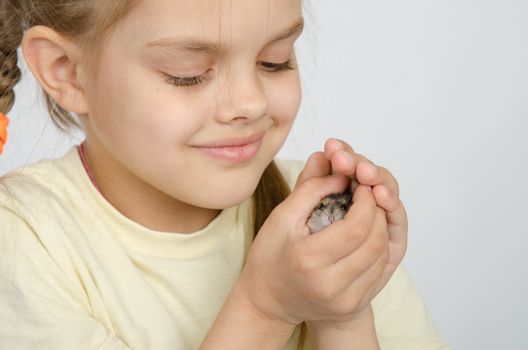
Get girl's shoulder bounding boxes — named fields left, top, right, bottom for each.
left=0, top=147, right=81, bottom=221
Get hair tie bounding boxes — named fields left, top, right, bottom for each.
left=0, top=112, right=9, bottom=155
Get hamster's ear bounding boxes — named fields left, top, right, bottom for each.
left=21, top=25, right=89, bottom=114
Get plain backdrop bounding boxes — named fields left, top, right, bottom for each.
left=1, top=0, right=527, bottom=349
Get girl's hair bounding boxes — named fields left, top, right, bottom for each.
left=0, top=0, right=308, bottom=347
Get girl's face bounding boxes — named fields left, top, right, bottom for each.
left=81, top=0, right=303, bottom=219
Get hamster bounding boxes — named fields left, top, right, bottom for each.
left=307, top=176, right=359, bottom=234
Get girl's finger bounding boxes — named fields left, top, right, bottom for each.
left=323, top=138, right=400, bottom=198
left=294, top=151, right=332, bottom=190
left=341, top=239, right=389, bottom=311
left=372, top=186, right=408, bottom=248
left=371, top=185, right=399, bottom=212
left=324, top=138, right=356, bottom=161
left=329, top=206, right=388, bottom=295
left=355, top=162, right=400, bottom=198
left=324, top=138, right=360, bottom=177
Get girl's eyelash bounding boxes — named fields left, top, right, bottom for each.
left=258, top=59, right=295, bottom=72
left=163, top=60, right=295, bottom=87
left=163, top=73, right=208, bottom=87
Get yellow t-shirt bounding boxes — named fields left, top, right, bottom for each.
left=0, top=147, right=449, bottom=350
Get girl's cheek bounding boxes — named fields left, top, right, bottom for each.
left=267, top=78, right=302, bottom=122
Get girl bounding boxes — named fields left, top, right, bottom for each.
left=0, top=0, right=448, bottom=349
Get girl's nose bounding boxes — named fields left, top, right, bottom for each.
left=216, top=69, right=268, bottom=123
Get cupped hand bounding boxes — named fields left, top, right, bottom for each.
left=236, top=137, right=408, bottom=327
left=295, top=138, right=408, bottom=325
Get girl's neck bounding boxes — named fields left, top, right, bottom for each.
left=77, top=141, right=221, bottom=233
left=78, top=142, right=102, bottom=193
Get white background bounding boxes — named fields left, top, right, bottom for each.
left=1, top=1, right=527, bottom=349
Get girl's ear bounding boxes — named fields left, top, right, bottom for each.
left=21, top=25, right=89, bottom=114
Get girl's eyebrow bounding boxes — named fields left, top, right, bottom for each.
left=142, top=17, right=304, bottom=54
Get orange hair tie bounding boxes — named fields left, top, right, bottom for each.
left=0, top=112, right=9, bottom=155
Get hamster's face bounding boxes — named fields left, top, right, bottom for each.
left=307, top=191, right=352, bottom=234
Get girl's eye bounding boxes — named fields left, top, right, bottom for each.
left=165, top=75, right=203, bottom=87
left=163, top=70, right=211, bottom=87
left=163, top=59, right=294, bottom=88
left=259, top=59, right=295, bottom=73
left=163, top=74, right=205, bottom=87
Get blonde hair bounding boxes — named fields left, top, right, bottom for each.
left=0, top=0, right=307, bottom=347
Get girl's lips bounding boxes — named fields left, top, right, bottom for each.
left=194, top=131, right=265, bottom=147
left=194, top=136, right=263, bottom=163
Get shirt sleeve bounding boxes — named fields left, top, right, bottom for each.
left=0, top=206, right=133, bottom=350
left=371, top=264, right=451, bottom=350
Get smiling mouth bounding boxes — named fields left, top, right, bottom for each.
left=193, top=131, right=266, bottom=148
left=193, top=136, right=264, bottom=163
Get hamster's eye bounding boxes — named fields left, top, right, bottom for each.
left=317, top=203, right=326, bottom=210
left=341, top=204, right=348, bottom=211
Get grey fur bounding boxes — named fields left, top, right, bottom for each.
left=307, top=177, right=359, bottom=234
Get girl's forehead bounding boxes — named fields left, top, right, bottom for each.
left=124, top=0, right=303, bottom=51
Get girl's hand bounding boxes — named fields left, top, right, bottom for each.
left=299, top=138, right=408, bottom=328
left=237, top=159, right=391, bottom=326
left=322, top=138, right=408, bottom=293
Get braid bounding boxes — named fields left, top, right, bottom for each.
left=0, top=0, right=23, bottom=114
